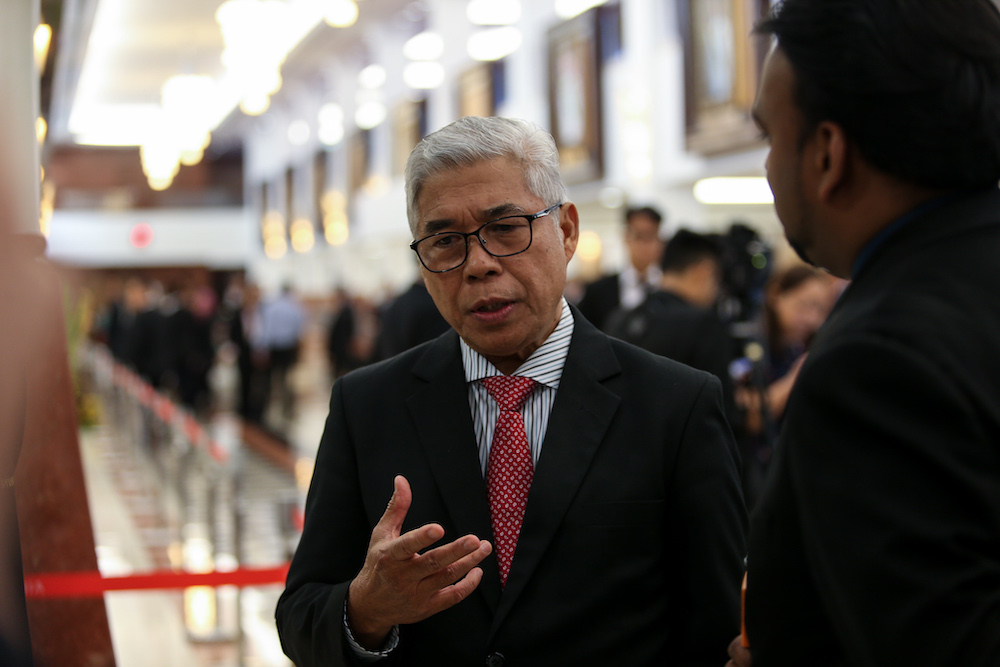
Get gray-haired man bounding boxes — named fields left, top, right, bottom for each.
left=277, top=116, right=746, bottom=666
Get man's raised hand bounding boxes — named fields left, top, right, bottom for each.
left=346, top=475, right=492, bottom=649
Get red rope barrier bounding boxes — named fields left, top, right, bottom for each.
left=97, top=349, right=228, bottom=464
left=24, top=564, right=290, bottom=599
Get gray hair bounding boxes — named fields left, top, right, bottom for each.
left=404, top=116, right=568, bottom=236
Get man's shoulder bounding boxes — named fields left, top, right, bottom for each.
left=578, top=273, right=620, bottom=302
left=338, top=331, right=455, bottom=388
left=589, top=273, right=620, bottom=286
left=647, top=291, right=716, bottom=325
left=600, top=329, right=715, bottom=386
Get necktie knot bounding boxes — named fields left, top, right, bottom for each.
left=481, top=375, right=537, bottom=412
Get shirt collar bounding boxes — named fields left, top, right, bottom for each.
left=461, top=298, right=574, bottom=389
left=621, top=263, right=662, bottom=289
left=850, top=188, right=981, bottom=278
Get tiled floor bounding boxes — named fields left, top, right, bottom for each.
left=77, top=348, right=331, bottom=667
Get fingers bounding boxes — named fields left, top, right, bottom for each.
left=389, top=522, right=446, bottom=561
left=432, top=565, right=484, bottom=608
left=419, top=535, right=492, bottom=579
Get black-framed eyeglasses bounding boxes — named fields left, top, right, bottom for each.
left=410, top=203, right=563, bottom=273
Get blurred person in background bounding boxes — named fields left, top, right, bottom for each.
left=174, top=281, right=217, bottom=414
left=126, top=280, right=177, bottom=391
left=577, top=205, right=664, bottom=331
left=327, top=287, right=357, bottom=378
left=606, top=229, right=736, bottom=424
left=101, top=276, right=146, bottom=362
left=729, top=0, right=1000, bottom=664
left=375, top=275, right=449, bottom=361
left=230, top=282, right=269, bottom=425
left=260, top=284, right=305, bottom=427
left=733, top=263, right=834, bottom=508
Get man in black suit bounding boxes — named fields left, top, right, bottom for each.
left=606, top=229, right=733, bottom=413
left=577, top=205, right=664, bottom=331
left=728, top=1, right=1000, bottom=665
left=375, top=277, right=449, bottom=361
left=277, top=116, right=746, bottom=666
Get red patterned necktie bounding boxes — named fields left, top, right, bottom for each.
left=481, top=375, right=538, bottom=588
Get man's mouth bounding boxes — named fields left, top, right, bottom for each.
left=475, top=301, right=512, bottom=313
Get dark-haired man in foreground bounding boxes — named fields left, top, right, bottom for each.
left=729, top=1, right=1000, bottom=665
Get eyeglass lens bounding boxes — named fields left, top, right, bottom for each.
left=417, top=218, right=532, bottom=272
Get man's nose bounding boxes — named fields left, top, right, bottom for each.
left=463, top=234, right=501, bottom=278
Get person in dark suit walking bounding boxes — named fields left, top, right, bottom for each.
left=577, top=205, right=664, bottom=331
left=728, top=1, right=1000, bottom=665
left=277, top=116, right=746, bottom=666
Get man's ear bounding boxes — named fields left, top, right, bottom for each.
left=812, top=120, right=848, bottom=203
left=559, top=203, right=580, bottom=260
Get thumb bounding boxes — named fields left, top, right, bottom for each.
left=376, top=475, right=412, bottom=538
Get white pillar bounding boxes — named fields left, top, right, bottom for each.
left=0, top=0, right=41, bottom=236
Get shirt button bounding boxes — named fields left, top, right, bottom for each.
left=486, top=652, right=505, bottom=667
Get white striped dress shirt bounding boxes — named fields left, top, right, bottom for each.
left=461, top=299, right=574, bottom=474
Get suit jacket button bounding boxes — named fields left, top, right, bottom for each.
left=486, top=652, right=505, bottom=666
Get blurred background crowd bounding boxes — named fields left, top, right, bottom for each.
left=80, top=208, right=844, bottom=510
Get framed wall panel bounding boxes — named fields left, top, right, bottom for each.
left=393, top=98, right=427, bottom=176
left=679, top=0, right=770, bottom=155
left=458, top=63, right=495, bottom=118
left=548, top=9, right=604, bottom=184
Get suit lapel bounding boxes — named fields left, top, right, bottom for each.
left=489, top=314, right=622, bottom=637
left=406, top=331, right=502, bottom=611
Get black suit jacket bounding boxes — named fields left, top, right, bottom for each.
left=277, top=311, right=747, bottom=666
left=605, top=290, right=736, bottom=424
left=577, top=273, right=621, bottom=331
left=376, top=281, right=450, bottom=361
left=746, top=186, right=1000, bottom=666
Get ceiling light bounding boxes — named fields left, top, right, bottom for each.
left=70, top=104, right=163, bottom=146
left=403, top=61, right=445, bottom=89
left=404, top=31, right=445, bottom=61
left=693, top=177, right=774, bottom=205
left=33, top=24, right=52, bottom=71
left=148, top=177, right=174, bottom=192
left=180, top=147, right=206, bottom=167
left=467, top=0, right=521, bottom=25
left=264, top=236, right=288, bottom=259
left=467, top=27, right=522, bottom=61
left=358, top=64, right=387, bottom=89
left=324, top=0, right=359, bottom=27
left=36, top=117, right=47, bottom=144
left=162, top=75, right=218, bottom=112
left=325, top=219, right=349, bottom=246
left=555, top=0, right=607, bottom=19
left=319, top=103, right=344, bottom=124
left=318, top=123, right=345, bottom=146
left=355, top=101, right=387, bottom=129
left=240, top=93, right=271, bottom=116
left=290, top=219, right=316, bottom=253
left=319, top=104, right=345, bottom=145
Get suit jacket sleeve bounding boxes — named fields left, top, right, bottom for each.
left=786, top=335, right=1000, bottom=665
left=685, top=315, right=737, bottom=427
left=275, top=377, right=380, bottom=667
left=666, top=372, right=748, bottom=667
